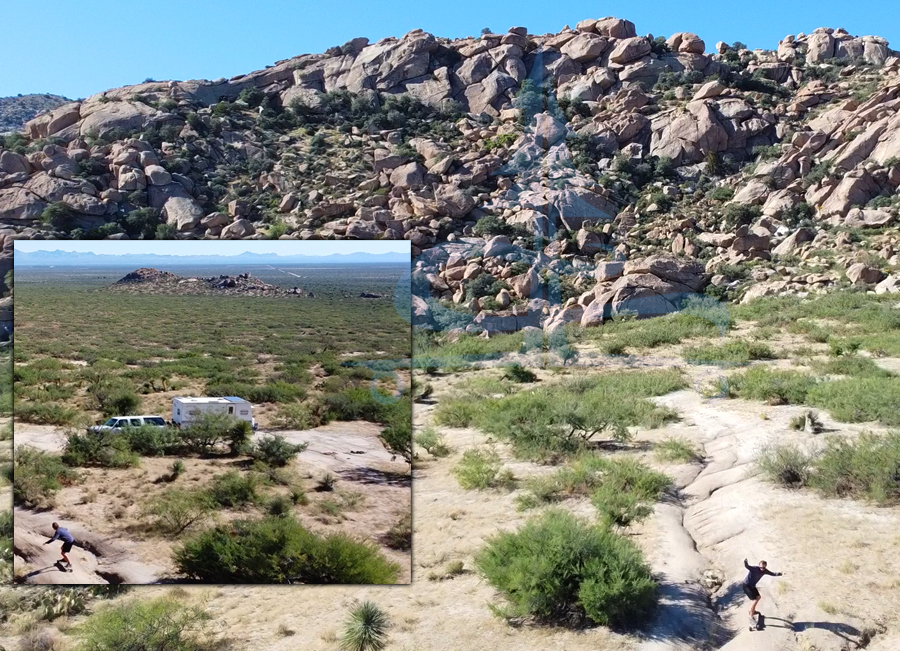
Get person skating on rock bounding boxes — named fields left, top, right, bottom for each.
left=743, top=558, right=783, bottom=619
left=44, top=522, right=76, bottom=570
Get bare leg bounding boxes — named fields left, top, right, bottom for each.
left=61, top=551, right=70, bottom=565
left=749, top=596, right=761, bottom=618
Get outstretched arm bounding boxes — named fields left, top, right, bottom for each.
left=44, top=531, right=60, bottom=545
left=744, top=558, right=751, bottom=570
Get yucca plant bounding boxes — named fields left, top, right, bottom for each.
left=340, top=601, right=390, bottom=651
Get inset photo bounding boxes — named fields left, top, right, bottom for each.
left=12, top=240, right=411, bottom=585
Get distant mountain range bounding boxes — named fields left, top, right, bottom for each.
left=14, top=249, right=410, bottom=267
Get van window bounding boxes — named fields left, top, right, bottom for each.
left=129, top=418, right=142, bottom=427
left=103, top=418, right=118, bottom=427
left=146, top=417, right=166, bottom=426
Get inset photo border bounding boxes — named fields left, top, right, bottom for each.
left=10, top=240, right=411, bottom=585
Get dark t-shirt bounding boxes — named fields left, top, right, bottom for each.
left=743, top=561, right=776, bottom=587
left=50, top=527, right=75, bottom=544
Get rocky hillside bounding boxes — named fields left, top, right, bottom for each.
left=1, top=19, right=899, bottom=329
left=0, top=94, right=69, bottom=134
left=110, top=267, right=307, bottom=296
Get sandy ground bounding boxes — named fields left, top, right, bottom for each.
left=12, top=420, right=411, bottom=585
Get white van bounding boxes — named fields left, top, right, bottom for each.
left=171, top=396, right=256, bottom=429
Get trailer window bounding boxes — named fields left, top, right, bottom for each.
left=228, top=406, right=234, bottom=414
left=240, top=410, right=249, bottom=415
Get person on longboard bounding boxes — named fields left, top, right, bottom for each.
left=743, top=558, right=782, bottom=623
left=44, top=522, right=75, bottom=571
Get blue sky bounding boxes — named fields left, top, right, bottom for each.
left=13, top=241, right=410, bottom=255
left=2, top=0, right=898, bottom=99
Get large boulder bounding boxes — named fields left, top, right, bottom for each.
left=78, top=101, right=165, bottom=138
left=806, top=32, right=836, bottom=64
left=162, top=196, right=203, bottom=231
left=608, top=37, right=651, bottom=64
left=649, top=100, right=728, bottom=165
left=433, top=184, right=475, bottom=218
left=561, top=33, right=609, bottom=62
left=667, top=32, right=706, bottom=54
left=818, top=168, right=881, bottom=217
left=594, top=17, right=637, bottom=39
left=549, top=188, right=617, bottom=230
left=623, top=255, right=709, bottom=292
left=846, top=263, right=886, bottom=285
left=772, top=228, right=816, bottom=256
left=0, top=187, right=46, bottom=222
left=389, top=162, right=425, bottom=189
left=220, top=219, right=256, bottom=239
left=24, top=102, right=82, bottom=139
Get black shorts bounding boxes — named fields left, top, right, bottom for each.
left=61, top=541, right=74, bottom=554
left=742, top=584, right=760, bottom=600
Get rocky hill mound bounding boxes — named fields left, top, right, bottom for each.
left=0, top=94, right=70, bottom=134
left=110, top=268, right=307, bottom=297
left=1, top=18, right=899, bottom=327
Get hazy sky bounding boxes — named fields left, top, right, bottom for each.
left=13, top=241, right=410, bottom=256
left=2, top=0, right=898, bottom=98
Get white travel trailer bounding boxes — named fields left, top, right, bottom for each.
left=171, top=396, right=257, bottom=429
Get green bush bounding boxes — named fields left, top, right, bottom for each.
left=121, top=425, right=181, bottom=456
left=756, top=443, right=814, bottom=487
left=340, top=601, right=390, bottom=651
left=13, top=447, right=80, bottom=508
left=727, top=367, right=817, bottom=405
left=62, top=431, right=140, bottom=468
left=14, top=401, right=81, bottom=426
left=141, top=488, right=213, bottom=535
left=175, top=516, right=400, bottom=584
left=383, top=513, right=411, bottom=551
left=683, top=341, right=775, bottom=365
left=475, top=509, right=657, bottom=628
left=74, top=596, right=215, bottom=651
left=251, top=435, right=308, bottom=467
left=178, top=412, right=242, bottom=454
left=414, top=427, right=451, bottom=458
left=654, top=437, right=701, bottom=463
left=807, top=377, right=900, bottom=427
left=810, top=432, right=900, bottom=504
left=471, top=371, right=684, bottom=460
left=207, top=471, right=258, bottom=507
left=452, top=447, right=514, bottom=490
left=503, top=364, right=538, bottom=383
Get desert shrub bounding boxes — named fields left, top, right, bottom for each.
left=74, top=596, right=215, bottom=651
left=267, top=495, right=294, bottom=517
left=175, top=516, right=400, bottom=584
left=810, top=432, right=900, bottom=504
left=807, top=377, right=900, bottom=427
left=756, top=443, right=814, bottom=487
left=89, top=381, right=141, bottom=417
left=178, top=412, right=241, bottom=453
left=414, top=427, right=451, bottom=457
left=473, top=371, right=684, bottom=460
left=433, top=398, right=484, bottom=427
left=340, top=600, right=390, bottom=651
left=226, top=419, right=253, bottom=455
left=654, top=437, right=701, bottom=463
left=727, top=367, right=817, bottom=405
left=503, top=364, right=538, bottom=383
left=378, top=396, right=412, bottom=464
left=171, top=459, right=186, bottom=478
left=683, top=341, right=775, bottom=365
left=250, top=435, right=308, bottom=467
left=207, top=471, right=258, bottom=507
left=814, top=356, right=893, bottom=379
left=62, top=431, right=140, bottom=468
left=141, top=488, right=214, bottom=535
left=13, top=447, right=80, bottom=508
left=206, top=381, right=306, bottom=403
left=121, top=425, right=181, bottom=457
left=272, top=402, right=326, bottom=429
left=17, top=628, right=65, bottom=651
left=14, top=401, right=81, bottom=426
left=316, top=473, right=337, bottom=491
left=383, top=513, right=411, bottom=551
left=475, top=509, right=657, bottom=628
left=451, top=447, right=514, bottom=490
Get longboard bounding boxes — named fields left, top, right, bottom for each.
left=749, top=614, right=766, bottom=631
left=55, top=561, right=73, bottom=573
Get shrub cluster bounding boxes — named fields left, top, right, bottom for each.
left=175, top=515, right=400, bottom=583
